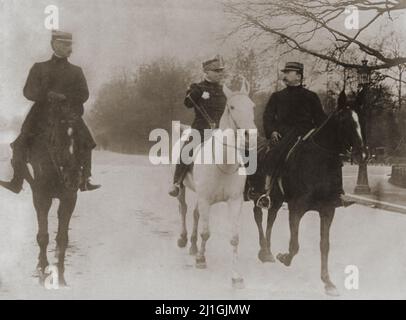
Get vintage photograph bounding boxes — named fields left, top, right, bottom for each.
left=0, top=0, right=406, bottom=300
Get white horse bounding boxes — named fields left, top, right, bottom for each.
left=176, top=80, right=257, bottom=288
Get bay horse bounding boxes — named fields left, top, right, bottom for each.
left=253, top=91, right=366, bottom=296
left=176, top=80, right=257, bottom=288
left=22, top=103, right=84, bottom=287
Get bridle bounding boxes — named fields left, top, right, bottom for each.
left=308, top=111, right=340, bottom=156
left=47, top=113, right=80, bottom=189
left=309, top=108, right=363, bottom=157
left=214, top=97, right=255, bottom=175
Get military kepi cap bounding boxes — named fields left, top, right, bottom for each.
left=281, top=62, right=304, bottom=73
left=203, top=54, right=225, bottom=71
left=51, top=30, right=73, bottom=42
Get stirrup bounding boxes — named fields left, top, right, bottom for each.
left=256, top=194, right=271, bottom=210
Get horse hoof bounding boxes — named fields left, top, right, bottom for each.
left=38, top=271, right=47, bottom=286
left=232, top=278, right=245, bottom=289
left=177, top=236, right=187, bottom=248
left=59, top=278, right=68, bottom=288
left=196, top=257, right=207, bottom=269
left=325, top=285, right=340, bottom=297
left=196, top=262, right=207, bottom=269
left=189, top=245, right=198, bottom=256
left=258, top=250, right=275, bottom=263
left=277, top=253, right=291, bottom=266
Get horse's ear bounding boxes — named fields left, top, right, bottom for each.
left=223, top=84, right=233, bottom=99
left=337, top=89, right=347, bottom=110
left=240, top=78, right=250, bottom=95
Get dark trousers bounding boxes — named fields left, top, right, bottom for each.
left=247, top=130, right=299, bottom=194
left=9, top=134, right=28, bottom=185
left=173, top=129, right=205, bottom=185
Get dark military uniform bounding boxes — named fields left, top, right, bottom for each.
left=263, top=85, right=326, bottom=140
left=249, top=84, right=327, bottom=198
left=168, top=54, right=227, bottom=196
left=21, top=55, right=91, bottom=138
left=10, top=55, right=96, bottom=188
left=21, top=55, right=94, bottom=142
left=185, top=80, right=227, bottom=131
left=264, top=84, right=326, bottom=177
left=172, top=79, right=227, bottom=185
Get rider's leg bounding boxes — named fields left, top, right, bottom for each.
left=168, top=162, right=190, bottom=197
left=79, top=149, right=101, bottom=192
left=0, top=134, right=27, bottom=194
left=247, top=171, right=266, bottom=198
left=246, top=139, right=270, bottom=200
left=169, top=129, right=204, bottom=197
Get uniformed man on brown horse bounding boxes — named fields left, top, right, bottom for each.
left=0, top=30, right=100, bottom=193
left=249, top=62, right=351, bottom=208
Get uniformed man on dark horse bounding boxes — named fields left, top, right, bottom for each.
left=249, top=62, right=351, bottom=208
left=169, top=55, right=227, bottom=197
left=0, top=30, right=100, bottom=193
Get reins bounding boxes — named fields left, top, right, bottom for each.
left=306, top=111, right=340, bottom=156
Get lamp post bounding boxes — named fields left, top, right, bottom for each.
left=354, top=59, right=371, bottom=194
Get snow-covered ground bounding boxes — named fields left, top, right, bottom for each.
left=1, top=150, right=406, bottom=299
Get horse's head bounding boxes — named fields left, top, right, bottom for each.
left=333, top=90, right=367, bottom=162
left=221, top=78, right=257, bottom=149
left=48, top=104, right=82, bottom=191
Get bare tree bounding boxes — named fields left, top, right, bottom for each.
left=377, top=31, right=406, bottom=110
left=223, top=0, right=406, bottom=71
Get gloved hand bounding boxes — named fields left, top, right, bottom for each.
left=270, top=131, right=282, bottom=144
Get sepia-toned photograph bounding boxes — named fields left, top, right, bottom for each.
left=0, top=0, right=406, bottom=301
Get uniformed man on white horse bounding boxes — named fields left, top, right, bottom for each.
left=169, top=55, right=227, bottom=197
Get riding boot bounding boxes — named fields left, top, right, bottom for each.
left=168, top=162, right=190, bottom=197
left=0, top=136, right=27, bottom=194
left=79, top=150, right=101, bottom=192
left=246, top=172, right=266, bottom=200
left=256, top=176, right=272, bottom=209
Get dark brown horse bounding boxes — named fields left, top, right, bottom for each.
left=23, top=103, right=84, bottom=287
left=253, top=91, right=366, bottom=296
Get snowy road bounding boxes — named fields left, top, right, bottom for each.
left=1, top=150, right=406, bottom=299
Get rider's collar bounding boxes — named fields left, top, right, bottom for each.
left=286, top=84, right=302, bottom=89
left=204, top=76, right=220, bottom=85
left=51, top=54, right=68, bottom=63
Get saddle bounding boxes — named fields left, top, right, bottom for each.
left=253, top=129, right=315, bottom=208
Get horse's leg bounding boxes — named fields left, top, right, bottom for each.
left=189, top=204, right=199, bottom=255
left=55, top=193, right=77, bottom=287
left=195, top=198, right=210, bottom=269
left=177, top=187, right=188, bottom=248
left=33, top=192, right=52, bottom=284
left=277, top=209, right=305, bottom=267
left=253, top=206, right=267, bottom=261
left=262, top=202, right=282, bottom=263
left=228, top=197, right=244, bottom=289
left=319, top=207, right=339, bottom=296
